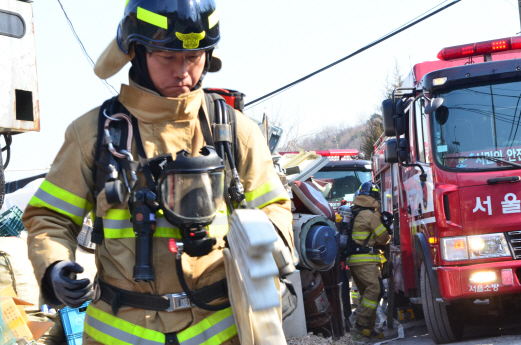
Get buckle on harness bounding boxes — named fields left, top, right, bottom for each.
left=165, top=293, right=193, bottom=312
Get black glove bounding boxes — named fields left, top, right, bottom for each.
left=50, top=260, right=94, bottom=308
left=380, top=211, right=394, bottom=232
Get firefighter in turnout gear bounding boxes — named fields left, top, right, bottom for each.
left=23, top=1, right=293, bottom=344
left=347, top=181, right=391, bottom=338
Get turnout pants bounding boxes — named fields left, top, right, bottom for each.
left=350, top=263, right=384, bottom=330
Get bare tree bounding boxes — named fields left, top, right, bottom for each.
left=245, top=100, right=326, bottom=152
left=359, top=58, right=404, bottom=158
left=382, top=58, right=405, bottom=100
left=360, top=114, right=383, bottom=158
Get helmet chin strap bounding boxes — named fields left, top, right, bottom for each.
left=130, top=44, right=162, bottom=95
left=192, top=48, right=214, bottom=91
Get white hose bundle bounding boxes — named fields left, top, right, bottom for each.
left=224, top=209, right=291, bottom=344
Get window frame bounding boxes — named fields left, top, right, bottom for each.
left=0, top=9, right=26, bottom=39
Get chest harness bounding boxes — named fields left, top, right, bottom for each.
left=91, top=92, right=244, bottom=316
left=341, top=207, right=384, bottom=259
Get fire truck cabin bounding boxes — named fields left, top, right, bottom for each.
left=374, top=36, right=521, bottom=343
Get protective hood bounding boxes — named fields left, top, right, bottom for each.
left=353, top=195, right=379, bottom=209
left=94, top=37, right=221, bottom=80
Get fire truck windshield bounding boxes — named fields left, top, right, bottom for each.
left=312, top=170, right=372, bottom=209
left=433, top=78, right=521, bottom=170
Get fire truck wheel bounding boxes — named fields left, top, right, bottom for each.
left=420, top=262, right=463, bottom=344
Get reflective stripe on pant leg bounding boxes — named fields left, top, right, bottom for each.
left=85, top=305, right=237, bottom=345
left=28, top=180, right=93, bottom=225
left=361, top=297, right=378, bottom=310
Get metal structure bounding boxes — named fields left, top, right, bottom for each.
left=0, top=0, right=40, bottom=208
left=0, top=0, right=40, bottom=133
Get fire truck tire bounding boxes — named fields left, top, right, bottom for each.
left=420, top=262, right=463, bottom=344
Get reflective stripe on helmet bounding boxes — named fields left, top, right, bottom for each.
left=84, top=305, right=237, bottom=345
left=245, top=175, right=290, bottom=209
left=103, top=209, right=228, bottom=239
left=136, top=7, right=168, bottom=30
left=208, top=8, right=219, bottom=29
left=28, top=180, right=92, bottom=225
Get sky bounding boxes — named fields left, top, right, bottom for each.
left=3, top=0, right=521, bottom=181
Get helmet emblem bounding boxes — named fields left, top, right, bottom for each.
left=175, top=31, right=206, bottom=49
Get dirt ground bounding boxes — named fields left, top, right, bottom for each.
left=288, top=319, right=521, bottom=345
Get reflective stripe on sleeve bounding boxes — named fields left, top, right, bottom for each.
left=28, top=180, right=92, bottom=225
left=352, top=231, right=371, bottom=240
left=361, top=297, right=378, bottom=310
left=85, top=305, right=237, bottom=345
left=245, top=176, right=289, bottom=209
left=374, top=224, right=386, bottom=237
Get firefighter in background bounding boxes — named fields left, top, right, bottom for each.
left=347, top=181, right=392, bottom=338
left=23, top=1, right=293, bottom=344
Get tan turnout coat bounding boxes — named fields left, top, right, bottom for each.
left=23, top=80, right=293, bottom=341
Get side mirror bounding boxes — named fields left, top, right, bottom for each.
left=435, top=105, right=449, bottom=125
left=385, top=138, right=409, bottom=164
left=382, top=99, right=405, bottom=137
left=425, top=97, right=444, bottom=115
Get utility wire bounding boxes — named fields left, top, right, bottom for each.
left=244, top=0, right=462, bottom=110
left=56, top=0, right=119, bottom=95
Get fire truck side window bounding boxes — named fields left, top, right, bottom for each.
left=415, top=100, right=431, bottom=163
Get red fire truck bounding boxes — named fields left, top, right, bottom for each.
left=373, top=36, right=521, bottom=343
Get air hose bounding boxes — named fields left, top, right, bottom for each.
left=175, top=255, right=230, bottom=311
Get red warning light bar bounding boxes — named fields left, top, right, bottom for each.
left=278, top=149, right=359, bottom=157
left=438, top=36, right=521, bottom=61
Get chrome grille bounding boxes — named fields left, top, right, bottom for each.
left=506, top=231, right=521, bottom=259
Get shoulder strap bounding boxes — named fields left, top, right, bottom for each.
left=204, top=93, right=238, bottom=169
left=94, top=97, right=128, bottom=198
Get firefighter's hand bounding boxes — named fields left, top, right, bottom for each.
left=380, top=211, right=394, bottom=228
left=50, top=261, right=94, bottom=308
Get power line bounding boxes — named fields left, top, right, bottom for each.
left=503, top=0, right=516, bottom=8
left=244, top=0, right=462, bottom=110
left=56, top=0, right=118, bottom=95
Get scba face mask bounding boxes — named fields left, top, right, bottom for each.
left=158, top=146, right=225, bottom=229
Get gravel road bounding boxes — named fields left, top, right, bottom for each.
left=288, top=317, right=521, bottom=345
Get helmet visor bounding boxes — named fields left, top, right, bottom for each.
left=159, top=171, right=224, bottom=226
